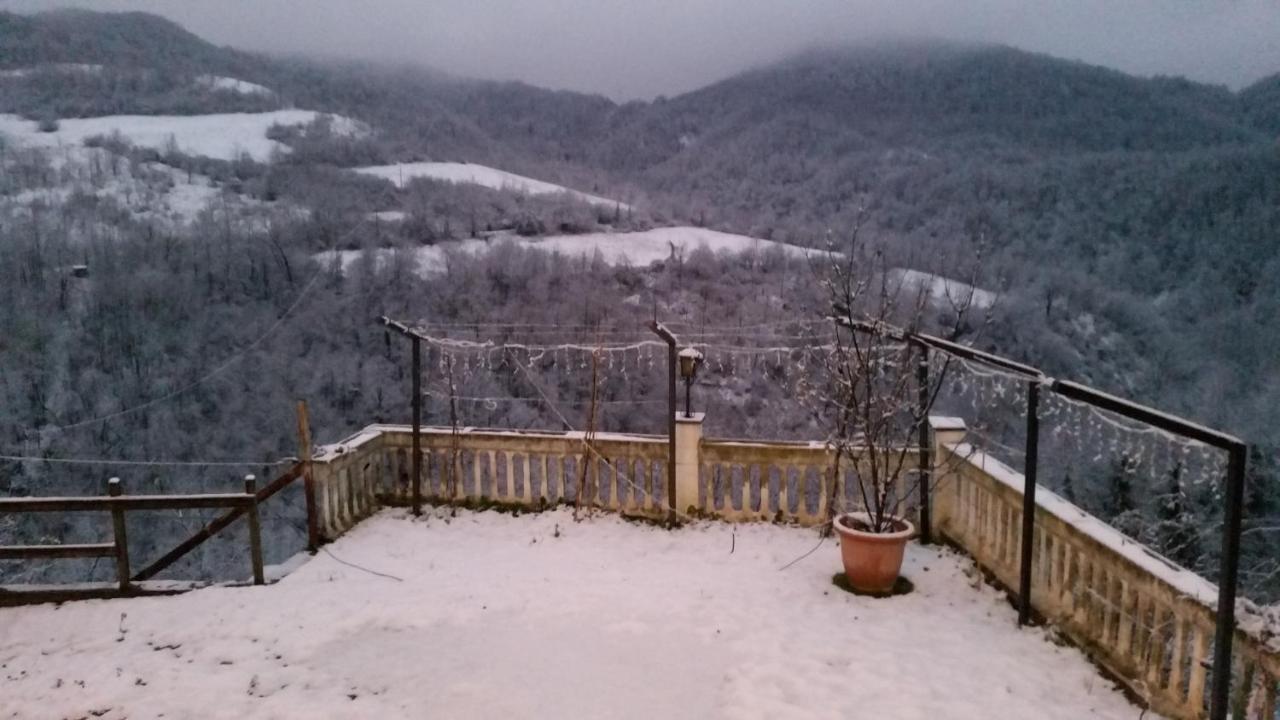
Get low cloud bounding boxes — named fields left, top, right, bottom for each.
left=6, top=0, right=1279, bottom=98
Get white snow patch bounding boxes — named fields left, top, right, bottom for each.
left=0, top=110, right=364, bottom=162
left=317, top=226, right=810, bottom=275
left=0, top=63, right=103, bottom=78
left=0, top=142, right=302, bottom=228
left=0, top=507, right=1152, bottom=719
left=368, top=210, right=407, bottom=223
left=353, top=161, right=628, bottom=209
left=196, top=75, right=273, bottom=96
left=892, top=268, right=997, bottom=309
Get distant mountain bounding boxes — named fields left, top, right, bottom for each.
left=0, top=10, right=252, bottom=74
left=586, top=42, right=1261, bottom=173
left=1241, top=73, right=1280, bottom=136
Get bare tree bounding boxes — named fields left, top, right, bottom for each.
left=804, top=219, right=982, bottom=534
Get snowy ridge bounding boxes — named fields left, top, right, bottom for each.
left=317, top=226, right=810, bottom=275
left=0, top=110, right=364, bottom=162
left=196, top=75, right=273, bottom=96
left=353, top=161, right=629, bottom=209
left=0, top=63, right=104, bottom=78
left=892, top=268, right=997, bottom=309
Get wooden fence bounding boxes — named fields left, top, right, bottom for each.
left=0, top=463, right=305, bottom=605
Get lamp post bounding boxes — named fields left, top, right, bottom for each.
left=678, top=347, right=704, bottom=418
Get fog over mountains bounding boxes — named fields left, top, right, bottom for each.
left=1, top=10, right=1277, bottom=597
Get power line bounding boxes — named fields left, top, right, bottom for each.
left=0, top=453, right=293, bottom=468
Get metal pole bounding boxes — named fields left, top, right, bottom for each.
left=1208, top=443, right=1248, bottom=720
left=1018, top=381, right=1040, bottom=627
left=916, top=345, right=931, bottom=545
left=411, top=335, right=422, bottom=517
left=649, top=321, right=678, bottom=522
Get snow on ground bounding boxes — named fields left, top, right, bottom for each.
left=0, top=110, right=363, bottom=162
left=353, top=161, right=628, bottom=209
left=892, top=268, right=998, bottom=309
left=319, top=226, right=809, bottom=274
left=0, top=142, right=299, bottom=227
left=196, top=75, right=273, bottom=96
left=318, top=228, right=993, bottom=314
left=0, top=508, right=1152, bottom=720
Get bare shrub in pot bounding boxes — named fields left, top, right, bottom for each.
left=800, top=222, right=984, bottom=591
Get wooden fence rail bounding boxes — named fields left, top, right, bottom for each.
left=0, top=475, right=271, bottom=601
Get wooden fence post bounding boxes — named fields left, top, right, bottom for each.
left=107, top=477, right=130, bottom=591
left=297, top=401, right=318, bottom=551
left=245, top=475, right=265, bottom=585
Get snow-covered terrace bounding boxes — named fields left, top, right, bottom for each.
left=4, top=421, right=1278, bottom=720
left=3, top=507, right=1145, bottom=720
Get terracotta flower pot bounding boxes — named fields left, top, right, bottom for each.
left=833, top=512, right=914, bottom=594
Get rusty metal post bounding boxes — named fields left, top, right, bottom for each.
left=916, top=344, right=931, bottom=544
left=1209, top=442, right=1248, bottom=720
left=1018, top=381, right=1040, bottom=626
left=411, top=335, right=423, bottom=516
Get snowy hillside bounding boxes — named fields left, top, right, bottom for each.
left=353, top=161, right=628, bottom=209
left=195, top=75, right=273, bottom=96
left=319, top=226, right=806, bottom=273
left=0, top=110, right=363, bottom=162
left=318, top=227, right=995, bottom=311
left=892, top=269, right=997, bottom=309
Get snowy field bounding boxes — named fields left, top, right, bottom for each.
left=892, top=268, right=998, bottom=309
left=319, top=226, right=808, bottom=273
left=196, top=74, right=273, bottom=96
left=353, top=161, right=628, bottom=209
left=0, top=142, right=300, bottom=228
left=0, top=110, right=363, bottom=162
left=317, top=227, right=996, bottom=309
left=0, top=508, right=1152, bottom=720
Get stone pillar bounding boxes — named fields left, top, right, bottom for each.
left=928, top=416, right=967, bottom=534
left=674, top=413, right=704, bottom=516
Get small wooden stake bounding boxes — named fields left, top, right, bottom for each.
left=107, top=478, right=130, bottom=591
left=296, top=400, right=318, bottom=551
left=245, top=475, right=265, bottom=585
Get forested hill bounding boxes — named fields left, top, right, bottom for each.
left=1241, top=72, right=1280, bottom=135
left=0, top=10, right=257, bottom=75
left=2, top=9, right=1278, bottom=429
left=589, top=43, right=1265, bottom=170
left=2, top=10, right=1279, bottom=597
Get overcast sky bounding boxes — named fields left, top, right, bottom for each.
left=6, top=0, right=1280, bottom=99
